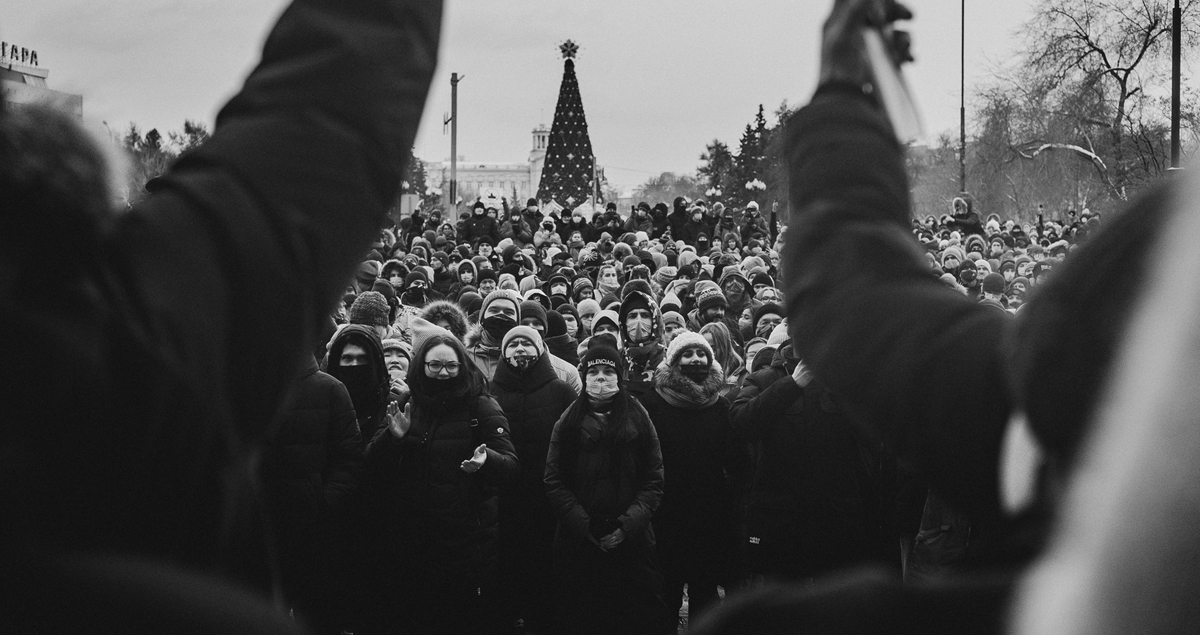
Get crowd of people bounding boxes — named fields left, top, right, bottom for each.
left=7, top=0, right=1193, bottom=634
left=261, top=188, right=1095, bottom=634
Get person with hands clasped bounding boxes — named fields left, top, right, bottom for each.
left=544, top=336, right=667, bottom=635
left=363, top=321, right=518, bottom=635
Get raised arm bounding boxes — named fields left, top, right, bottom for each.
left=105, top=0, right=443, bottom=438
left=780, top=0, right=1010, bottom=524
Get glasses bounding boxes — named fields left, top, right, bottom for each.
left=425, top=360, right=461, bottom=373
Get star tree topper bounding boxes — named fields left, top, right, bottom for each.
left=559, top=40, right=579, bottom=60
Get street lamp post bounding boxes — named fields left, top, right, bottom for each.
left=959, top=0, right=967, bottom=193
left=1172, top=0, right=1182, bottom=168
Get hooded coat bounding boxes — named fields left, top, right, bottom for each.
left=327, top=325, right=396, bottom=444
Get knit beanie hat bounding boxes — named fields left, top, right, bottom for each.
left=660, top=292, right=682, bottom=315
left=663, top=331, right=716, bottom=369
left=752, top=302, right=785, bottom=329
left=546, top=310, right=568, bottom=338
left=662, top=311, right=686, bottom=331
left=371, top=279, right=397, bottom=303
left=356, top=260, right=382, bottom=286
left=458, top=291, right=484, bottom=318
left=941, top=246, right=966, bottom=268
left=577, top=299, right=601, bottom=320
left=982, top=272, right=1007, bottom=295
left=519, top=300, right=548, bottom=329
left=655, top=266, right=679, bottom=287
left=349, top=291, right=390, bottom=327
left=751, top=271, right=775, bottom=289
left=592, top=309, right=620, bottom=336
left=556, top=303, right=579, bottom=321
left=501, top=324, right=545, bottom=357
left=579, top=340, right=624, bottom=382
left=409, top=316, right=453, bottom=354
left=381, top=338, right=411, bottom=360
left=403, top=270, right=428, bottom=290
left=694, top=280, right=727, bottom=312
left=480, top=289, right=523, bottom=320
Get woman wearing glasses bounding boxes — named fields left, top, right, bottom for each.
left=364, top=323, right=518, bottom=634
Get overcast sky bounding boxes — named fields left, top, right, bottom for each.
left=7, top=0, right=1038, bottom=191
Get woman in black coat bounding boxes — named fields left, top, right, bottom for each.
left=364, top=330, right=519, bottom=635
left=491, top=326, right=577, bottom=633
left=544, top=339, right=667, bottom=635
left=639, top=332, right=753, bottom=628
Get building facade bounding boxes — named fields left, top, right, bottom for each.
left=426, top=125, right=549, bottom=210
left=1, top=43, right=83, bottom=116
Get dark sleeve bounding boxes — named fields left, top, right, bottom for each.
left=729, top=373, right=802, bottom=442
left=770, top=210, right=779, bottom=243
left=322, top=378, right=363, bottom=509
left=104, top=0, right=442, bottom=441
left=781, top=85, right=1011, bottom=524
left=544, top=410, right=590, bottom=539
left=475, top=396, right=519, bottom=485
left=619, top=402, right=664, bottom=537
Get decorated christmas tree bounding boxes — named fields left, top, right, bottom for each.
left=536, top=40, right=596, bottom=209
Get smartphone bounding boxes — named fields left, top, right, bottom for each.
left=861, top=26, right=923, bottom=141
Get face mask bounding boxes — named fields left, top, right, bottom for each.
left=627, top=317, right=652, bottom=342
left=693, top=213, right=703, bottom=222
left=756, top=323, right=775, bottom=339
left=506, top=352, right=535, bottom=371
left=482, top=314, right=517, bottom=341
left=551, top=284, right=568, bottom=296
left=474, top=209, right=484, bottom=216
left=586, top=374, right=619, bottom=401
left=681, top=364, right=709, bottom=383
left=461, top=273, right=474, bottom=284
left=563, top=318, right=578, bottom=337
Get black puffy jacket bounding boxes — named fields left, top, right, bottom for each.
left=261, top=355, right=363, bottom=528
left=729, top=346, right=898, bottom=579
left=365, top=393, right=518, bottom=580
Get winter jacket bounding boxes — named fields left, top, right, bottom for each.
left=262, top=356, right=363, bottom=528
left=0, top=0, right=441, bottom=593
left=544, top=332, right=580, bottom=366
left=492, top=352, right=576, bottom=537
left=500, top=218, right=534, bottom=247
left=639, top=365, right=752, bottom=571
left=465, top=329, right=582, bottom=395
left=364, top=393, right=518, bottom=581
left=624, top=214, right=654, bottom=234
left=461, top=212, right=501, bottom=246
left=678, top=218, right=711, bottom=247
left=729, top=346, right=898, bottom=580
left=534, top=218, right=563, bottom=247
left=740, top=213, right=770, bottom=244
left=544, top=401, right=664, bottom=545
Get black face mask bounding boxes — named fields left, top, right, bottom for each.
left=681, top=365, right=709, bottom=383
left=333, top=364, right=383, bottom=418
left=482, top=314, right=517, bottom=341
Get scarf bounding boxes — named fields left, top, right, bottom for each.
left=654, top=364, right=722, bottom=409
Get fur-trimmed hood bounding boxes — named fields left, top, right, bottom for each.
left=418, top=300, right=471, bottom=342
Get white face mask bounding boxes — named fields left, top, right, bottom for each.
left=627, top=317, right=652, bottom=342
left=586, top=374, right=619, bottom=400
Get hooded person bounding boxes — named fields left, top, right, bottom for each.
left=577, top=298, right=602, bottom=337
left=718, top=267, right=754, bottom=321
left=327, top=324, right=396, bottom=444
left=618, top=289, right=667, bottom=398
left=543, top=273, right=572, bottom=308
left=491, top=325, right=577, bottom=633
left=449, top=259, right=478, bottom=299
left=638, top=332, right=753, bottom=625
left=556, top=303, right=582, bottom=342
left=543, top=339, right=666, bottom=634
left=545, top=310, right=580, bottom=366
left=418, top=299, right=472, bottom=342
left=399, top=270, right=432, bottom=309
